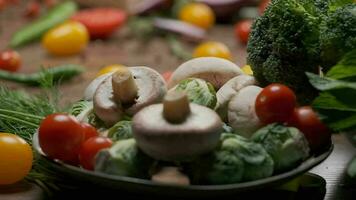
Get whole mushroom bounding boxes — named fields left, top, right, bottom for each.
left=132, top=91, right=223, bottom=161
left=168, top=57, right=243, bottom=90
left=228, top=85, right=263, bottom=138
left=216, top=75, right=256, bottom=121
left=94, top=66, right=167, bottom=126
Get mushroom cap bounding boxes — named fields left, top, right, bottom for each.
left=93, top=67, right=167, bottom=126
left=216, top=75, right=256, bottom=121
left=94, top=76, right=125, bottom=127
left=84, top=72, right=114, bottom=101
left=125, top=66, right=167, bottom=115
left=132, top=103, right=223, bottom=161
left=228, top=85, right=263, bottom=138
left=168, top=57, right=243, bottom=90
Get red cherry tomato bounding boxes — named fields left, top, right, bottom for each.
left=79, top=136, right=112, bottom=170
left=259, top=0, right=271, bottom=15
left=0, top=50, right=21, bottom=72
left=287, top=106, right=331, bottom=152
left=255, top=83, right=297, bottom=124
left=24, top=1, right=40, bottom=18
left=234, top=20, right=252, bottom=44
left=162, top=71, right=172, bottom=82
left=71, top=8, right=127, bottom=39
left=81, top=122, right=99, bottom=141
left=39, top=113, right=85, bottom=164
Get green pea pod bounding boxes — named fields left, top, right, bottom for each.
left=0, top=64, right=85, bottom=86
left=10, top=1, right=77, bottom=48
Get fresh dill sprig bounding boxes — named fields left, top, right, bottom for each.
left=0, top=68, right=70, bottom=195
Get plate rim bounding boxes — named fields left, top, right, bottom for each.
left=32, top=131, right=333, bottom=191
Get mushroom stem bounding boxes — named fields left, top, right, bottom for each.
left=163, top=91, right=191, bottom=123
left=112, top=67, right=138, bottom=105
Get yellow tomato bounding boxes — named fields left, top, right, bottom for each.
left=179, top=3, right=215, bottom=29
left=0, top=133, right=33, bottom=185
left=42, top=21, right=89, bottom=56
left=193, top=41, right=232, bottom=60
left=96, top=64, right=125, bottom=77
left=241, top=65, right=253, bottom=75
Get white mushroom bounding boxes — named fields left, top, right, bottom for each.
left=216, top=75, right=256, bottom=122
left=228, top=85, right=263, bottom=138
left=83, top=72, right=114, bottom=101
left=151, top=167, right=190, bottom=186
left=133, top=91, right=222, bottom=161
left=168, top=57, right=243, bottom=90
left=93, top=66, right=167, bottom=126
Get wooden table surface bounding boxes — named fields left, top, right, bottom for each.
left=1, top=2, right=356, bottom=200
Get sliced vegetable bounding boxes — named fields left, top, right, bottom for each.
left=255, top=84, right=297, bottom=124
left=0, top=64, right=84, bottom=86
left=39, top=113, right=85, bottom=164
left=193, top=41, right=232, bottom=60
left=179, top=2, right=215, bottom=29
left=0, top=133, right=33, bottom=185
left=0, top=50, right=21, bottom=72
left=10, top=1, right=77, bottom=48
left=79, top=136, right=113, bottom=170
left=71, top=8, right=127, bottom=39
left=42, top=21, right=89, bottom=56
left=153, top=18, right=206, bottom=41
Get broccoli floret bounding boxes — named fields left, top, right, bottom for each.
left=320, top=4, right=356, bottom=69
left=247, top=0, right=322, bottom=104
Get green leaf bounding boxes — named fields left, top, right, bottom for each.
left=326, top=49, right=356, bottom=81
left=347, top=157, right=356, bottom=178
left=307, top=72, right=356, bottom=91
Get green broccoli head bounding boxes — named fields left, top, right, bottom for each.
left=320, top=4, right=356, bottom=70
left=247, top=0, right=323, bottom=104
left=252, top=123, right=310, bottom=172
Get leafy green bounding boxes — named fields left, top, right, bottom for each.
left=95, top=139, right=153, bottom=178
left=174, top=78, right=217, bottom=109
left=308, top=50, right=356, bottom=132
left=107, top=121, right=133, bottom=141
left=252, top=124, right=310, bottom=172
left=347, top=157, right=356, bottom=178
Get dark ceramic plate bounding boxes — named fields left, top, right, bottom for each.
left=32, top=132, right=333, bottom=198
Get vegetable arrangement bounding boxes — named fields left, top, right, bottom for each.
left=31, top=56, right=331, bottom=187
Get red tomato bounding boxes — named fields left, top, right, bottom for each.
left=162, top=71, right=172, bottom=82
left=79, top=136, right=112, bottom=170
left=71, top=8, right=127, bottom=39
left=234, top=20, right=252, bottom=44
left=0, top=50, right=21, bottom=72
left=255, top=83, right=297, bottom=124
left=259, top=0, right=271, bottom=15
left=39, top=114, right=85, bottom=164
left=287, top=106, right=331, bottom=152
left=24, top=1, right=40, bottom=18
left=81, top=122, right=99, bottom=141
left=0, top=0, right=6, bottom=10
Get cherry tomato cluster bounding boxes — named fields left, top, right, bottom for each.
left=39, top=113, right=112, bottom=170
left=255, top=84, right=331, bottom=152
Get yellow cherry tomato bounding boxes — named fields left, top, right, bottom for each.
left=179, top=3, right=215, bottom=29
left=242, top=65, right=253, bottom=75
left=96, top=64, right=126, bottom=77
left=193, top=41, right=232, bottom=60
left=0, top=133, right=33, bottom=185
left=42, top=21, right=89, bottom=56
